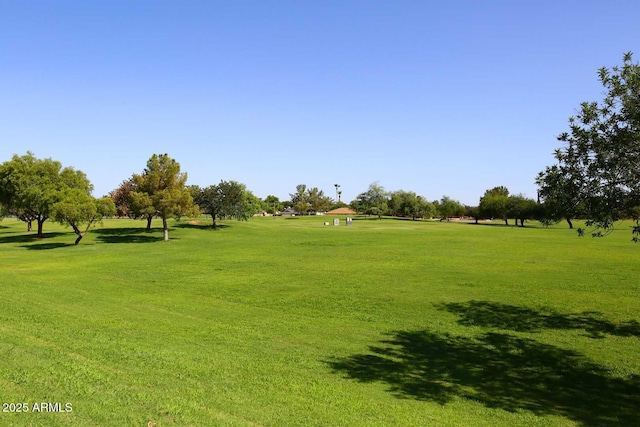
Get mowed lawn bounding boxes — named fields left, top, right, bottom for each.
left=0, top=216, right=638, bottom=426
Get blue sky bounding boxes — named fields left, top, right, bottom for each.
left=1, top=1, right=638, bottom=205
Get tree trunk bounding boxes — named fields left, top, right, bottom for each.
left=211, top=214, right=217, bottom=228
left=504, top=218, right=508, bottom=226
left=27, top=220, right=32, bottom=231
left=475, top=218, right=478, bottom=224
left=566, top=217, right=573, bottom=229
left=74, top=234, right=85, bottom=245
left=162, top=217, right=169, bottom=241
left=37, top=217, right=46, bottom=237
left=70, top=222, right=88, bottom=245
left=146, top=215, right=152, bottom=231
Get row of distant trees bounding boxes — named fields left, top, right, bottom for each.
left=0, top=150, right=541, bottom=246
left=2, top=54, right=639, bottom=243
left=0, top=153, right=261, bottom=243
left=347, top=182, right=542, bottom=226
left=282, top=53, right=640, bottom=244
left=256, top=181, right=538, bottom=226
left=0, top=149, right=608, bottom=247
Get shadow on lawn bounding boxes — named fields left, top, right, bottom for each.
left=437, top=300, right=640, bottom=339
left=328, top=329, right=640, bottom=427
left=0, top=232, right=66, bottom=244
left=93, top=227, right=164, bottom=243
left=22, top=242, right=73, bottom=250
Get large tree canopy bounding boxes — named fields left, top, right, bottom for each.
left=507, top=194, right=540, bottom=227
left=0, top=152, right=93, bottom=236
left=262, top=195, right=284, bottom=214
left=537, top=53, right=640, bottom=241
left=435, top=196, right=466, bottom=219
left=52, top=190, right=116, bottom=245
left=288, top=184, right=333, bottom=215
left=352, top=182, right=388, bottom=219
left=478, top=186, right=511, bottom=225
left=388, top=190, right=435, bottom=220
left=192, top=180, right=258, bottom=227
left=130, top=154, right=197, bottom=240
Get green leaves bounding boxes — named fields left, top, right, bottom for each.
left=289, top=184, right=333, bottom=215
left=52, top=189, right=116, bottom=244
left=354, top=182, right=389, bottom=218
left=193, top=180, right=258, bottom=226
left=0, top=152, right=93, bottom=236
left=129, top=154, right=195, bottom=239
left=538, top=53, right=640, bottom=240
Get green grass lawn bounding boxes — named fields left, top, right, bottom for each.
left=0, top=216, right=638, bottom=426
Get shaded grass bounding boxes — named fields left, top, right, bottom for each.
left=328, top=330, right=640, bottom=427
left=0, top=216, right=638, bottom=426
left=0, top=232, right=66, bottom=244
left=436, top=300, right=640, bottom=338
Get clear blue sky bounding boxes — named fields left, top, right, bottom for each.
left=1, top=1, right=638, bottom=205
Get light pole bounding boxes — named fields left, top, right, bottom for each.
left=334, top=184, right=340, bottom=203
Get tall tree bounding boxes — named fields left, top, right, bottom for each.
left=193, top=180, right=256, bottom=227
left=507, top=194, right=540, bottom=227
left=306, top=187, right=332, bottom=213
left=436, top=196, right=466, bottom=219
left=130, top=154, right=196, bottom=240
left=538, top=52, right=640, bottom=240
left=352, top=182, right=388, bottom=219
left=0, top=152, right=91, bottom=236
left=290, top=184, right=311, bottom=215
left=108, top=178, right=136, bottom=218
left=262, top=195, right=284, bottom=214
left=478, top=186, right=511, bottom=225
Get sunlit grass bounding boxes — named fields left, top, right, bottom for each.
left=0, top=216, right=638, bottom=426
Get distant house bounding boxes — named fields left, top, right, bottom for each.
left=325, top=207, right=357, bottom=215
left=280, top=208, right=299, bottom=216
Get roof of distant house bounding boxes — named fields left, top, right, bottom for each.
left=325, top=207, right=357, bottom=215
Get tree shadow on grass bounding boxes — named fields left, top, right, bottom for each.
left=328, top=330, right=640, bottom=427
left=92, top=228, right=164, bottom=243
left=437, top=300, right=640, bottom=339
left=0, top=232, right=66, bottom=244
left=22, top=242, right=73, bottom=250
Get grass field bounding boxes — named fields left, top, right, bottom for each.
left=0, top=216, right=638, bottom=426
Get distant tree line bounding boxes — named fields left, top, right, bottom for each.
left=0, top=151, right=581, bottom=247
left=2, top=54, right=638, bottom=243
left=345, top=182, right=542, bottom=226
